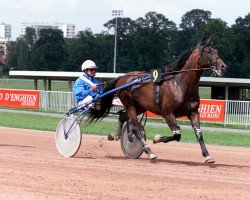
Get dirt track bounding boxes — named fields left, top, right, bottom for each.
left=1, top=126, right=250, bottom=200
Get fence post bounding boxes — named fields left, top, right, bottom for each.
left=224, top=100, right=227, bottom=127
left=246, top=101, right=249, bottom=128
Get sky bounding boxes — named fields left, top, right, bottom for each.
left=0, top=0, right=249, bottom=40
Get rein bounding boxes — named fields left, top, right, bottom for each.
left=163, top=67, right=211, bottom=76
left=99, top=46, right=215, bottom=88
left=99, top=67, right=212, bottom=87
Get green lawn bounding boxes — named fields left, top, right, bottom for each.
left=0, top=78, right=69, bottom=91
left=199, top=86, right=211, bottom=99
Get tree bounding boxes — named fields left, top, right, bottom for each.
left=15, top=27, right=36, bottom=70
left=180, top=9, right=212, bottom=30
left=4, top=11, right=250, bottom=77
left=103, top=12, right=178, bottom=72
left=195, top=19, right=238, bottom=77
left=240, top=52, right=250, bottom=78
left=232, top=13, right=250, bottom=78
left=91, top=33, right=113, bottom=72
left=232, top=13, right=250, bottom=52
left=104, top=17, right=138, bottom=72
left=104, top=17, right=136, bottom=37
left=62, top=28, right=113, bottom=72
left=33, top=29, right=65, bottom=71
left=130, top=11, right=177, bottom=71
left=176, top=9, right=213, bottom=54
left=5, top=41, right=19, bottom=70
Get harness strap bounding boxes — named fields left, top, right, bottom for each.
left=154, top=84, right=162, bottom=114
left=153, top=75, right=175, bottom=114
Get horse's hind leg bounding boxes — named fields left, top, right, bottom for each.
left=153, top=113, right=181, bottom=143
left=189, top=112, right=215, bottom=163
left=108, top=110, right=128, bottom=141
left=128, top=109, right=157, bottom=160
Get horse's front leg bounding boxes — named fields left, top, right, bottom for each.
left=189, top=112, right=215, bottom=163
left=153, top=113, right=181, bottom=143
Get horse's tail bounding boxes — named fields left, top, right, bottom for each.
left=87, top=79, right=118, bottom=123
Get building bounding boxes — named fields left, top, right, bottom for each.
left=0, top=23, right=11, bottom=39
left=0, top=38, right=11, bottom=56
left=21, top=23, right=75, bottom=38
left=57, top=23, right=75, bottom=38
left=0, top=23, right=11, bottom=62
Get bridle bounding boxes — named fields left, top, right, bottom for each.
left=197, top=44, right=222, bottom=76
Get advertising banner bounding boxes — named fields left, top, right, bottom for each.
left=0, top=89, right=40, bottom=109
left=146, top=99, right=225, bottom=122
left=197, top=99, right=225, bottom=122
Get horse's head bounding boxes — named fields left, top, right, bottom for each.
left=197, top=38, right=227, bottom=77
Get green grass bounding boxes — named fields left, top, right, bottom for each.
left=0, top=78, right=69, bottom=91
left=109, top=114, right=250, bottom=130
left=0, top=112, right=59, bottom=131
left=145, top=126, right=250, bottom=147
left=199, top=86, right=211, bottom=99
left=0, top=112, right=250, bottom=148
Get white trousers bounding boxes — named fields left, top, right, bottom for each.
left=112, top=98, right=123, bottom=106
left=77, top=95, right=93, bottom=107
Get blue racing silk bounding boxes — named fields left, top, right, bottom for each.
left=72, top=73, right=104, bottom=103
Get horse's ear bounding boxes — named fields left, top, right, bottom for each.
left=200, top=35, right=206, bottom=45
left=198, top=35, right=211, bottom=50
left=197, top=38, right=204, bottom=51
left=206, top=36, right=211, bottom=44
left=200, top=34, right=211, bottom=45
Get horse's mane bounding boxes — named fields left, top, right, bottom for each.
left=166, top=49, right=193, bottom=72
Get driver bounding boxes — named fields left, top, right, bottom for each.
left=73, top=60, right=103, bottom=108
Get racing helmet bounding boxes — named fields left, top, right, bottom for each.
left=81, top=60, right=97, bottom=71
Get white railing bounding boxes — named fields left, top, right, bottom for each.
left=225, top=100, right=250, bottom=128
left=40, top=91, right=76, bottom=112
left=39, top=91, right=250, bottom=127
left=39, top=91, right=123, bottom=114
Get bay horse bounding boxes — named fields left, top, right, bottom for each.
left=88, top=38, right=227, bottom=163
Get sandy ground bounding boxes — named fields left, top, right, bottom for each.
left=0, top=126, right=250, bottom=200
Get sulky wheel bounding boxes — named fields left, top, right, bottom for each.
left=120, top=121, right=146, bottom=159
left=55, top=116, right=82, bottom=157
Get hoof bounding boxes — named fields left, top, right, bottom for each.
left=108, top=134, right=121, bottom=141
left=153, top=135, right=161, bottom=144
left=205, top=156, right=215, bottom=163
left=148, top=153, right=157, bottom=160
left=114, top=135, right=121, bottom=141
left=107, top=134, right=114, bottom=141
left=173, top=134, right=181, bottom=142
